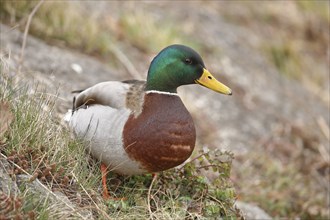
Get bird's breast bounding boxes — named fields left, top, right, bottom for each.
left=123, top=92, right=196, bottom=172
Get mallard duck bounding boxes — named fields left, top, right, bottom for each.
left=68, top=44, right=232, bottom=198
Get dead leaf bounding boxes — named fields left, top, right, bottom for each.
left=0, top=101, right=13, bottom=138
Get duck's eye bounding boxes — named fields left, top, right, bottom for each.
left=185, top=58, right=193, bottom=65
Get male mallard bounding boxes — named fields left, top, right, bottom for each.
left=68, top=44, right=232, bottom=198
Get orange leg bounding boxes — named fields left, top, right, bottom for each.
left=101, top=163, right=110, bottom=200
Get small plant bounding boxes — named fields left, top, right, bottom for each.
left=102, top=149, right=239, bottom=219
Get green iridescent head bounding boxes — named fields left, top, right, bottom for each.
left=146, top=44, right=232, bottom=95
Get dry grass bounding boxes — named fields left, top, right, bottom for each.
left=0, top=0, right=202, bottom=79
left=0, top=1, right=111, bottom=55
left=0, top=57, right=105, bottom=219
left=0, top=1, right=199, bottom=59
left=234, top=122, right=330, bottom=218
left=216, top=1, right=329, bottom=106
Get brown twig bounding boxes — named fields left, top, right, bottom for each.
left=19, top=0, right=45, bottom=71
left=196, top=164, right=224, bottom=170
left=207, top=194, right=228, bottom=216
left=178, top=150, right=210, bottom=171
left=108, top=44, right=142, bottom=79
left=147, top=173, right=158, bottom=219
left=70, top=171, right=112, bottom=220
left=317, top=116, right=330, bottom=140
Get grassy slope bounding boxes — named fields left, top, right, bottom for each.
left=1, top=0, right=329, bottom=219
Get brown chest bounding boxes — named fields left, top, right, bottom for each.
left=123, top=92, right=196, bottom=172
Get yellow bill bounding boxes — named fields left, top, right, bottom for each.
left=195, top=68, right=232, bottom=95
